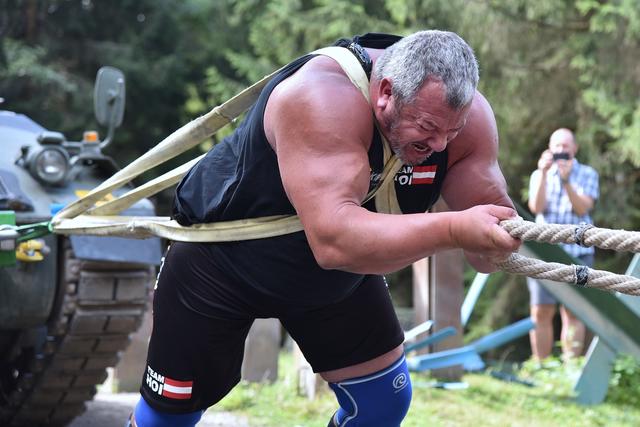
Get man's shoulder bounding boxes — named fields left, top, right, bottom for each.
left=530, top=168, right=542, bottom=179
left=463, top=91, right=498, bottom=137
left=265, top=56, right=374, bottom=145
left=449, top=90, right=497, bottom=156
left=271, top=55, right=370, bottom=112
left=575, top=160, right=598, bottom=177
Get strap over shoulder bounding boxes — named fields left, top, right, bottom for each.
left=51, top=45, right=402, bottom=241
left=311, top=46, right=371, bottom=103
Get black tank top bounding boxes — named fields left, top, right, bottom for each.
left=172, top=34, right=448, bottom=307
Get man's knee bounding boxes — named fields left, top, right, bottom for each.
left=560, top=305, right=582, bottom=323
left=531, top=304, right=555, bottom=323
left=328, top=355, right=412, bottom=427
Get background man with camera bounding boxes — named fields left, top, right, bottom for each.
left=527, top=127, right=599, bottom=361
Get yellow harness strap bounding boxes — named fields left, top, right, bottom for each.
left=52, top=47, right=402, bottom=241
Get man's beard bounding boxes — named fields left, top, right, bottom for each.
left=387, top=118, right=433, bottom=166
left=388, top=122, right=405, bottom=161
left=386, top=107, right=407, bottom=162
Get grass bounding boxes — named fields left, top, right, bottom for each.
left=210, top=352, right=640, bottom=427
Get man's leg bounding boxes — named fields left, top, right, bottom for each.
left=130, top=242, right=254, bottom=426
left=321, top=348, right=411, bottom=427
left=528, top=276, right=558, bottom=360
left=557, top=253, right=592, bottom=360
left=529, top=304, right=556, bottom=360
left=281, top=275, right=410, bottom=427
left=559, top=305, right=585, bottom=359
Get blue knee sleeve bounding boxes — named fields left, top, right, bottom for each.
left=328, top=355, right=412, bottom=427
left=133, top=396, right=203, bottom=427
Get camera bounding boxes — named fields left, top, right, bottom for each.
left=552, top=152, right=570, bottom=161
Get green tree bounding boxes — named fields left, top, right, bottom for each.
left=454, top=0, right=640, bottom=235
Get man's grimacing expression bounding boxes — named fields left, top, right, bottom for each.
left=380, top=79, right=470, bottom=166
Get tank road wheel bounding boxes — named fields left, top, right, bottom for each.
left=0, top=238, right=155, bottom=426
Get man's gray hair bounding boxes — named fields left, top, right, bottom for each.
left=373, top=30, right=479, bottom=110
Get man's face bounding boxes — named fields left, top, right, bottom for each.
left=548, top=131, right=577, bottom=159
left=380, top=80, right=470, bottom=165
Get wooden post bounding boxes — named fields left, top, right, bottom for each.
left=241, top=318, right=281, bottom=383
left=412, top=258, right=430, bottom=355
left=113, top=306, right=153, bottom=392
left=412, top=200, right=464, bottom=380
left=293, top=342, right=328, bottom=400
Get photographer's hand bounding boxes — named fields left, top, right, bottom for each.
left=537, top=150, right=553, bottom=172
left=556, top=158, right=573, bottom=183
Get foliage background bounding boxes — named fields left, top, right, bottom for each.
left=2, top=0, right=639, bottom=353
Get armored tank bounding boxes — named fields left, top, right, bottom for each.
left=0, top=67, right=162, bottom=426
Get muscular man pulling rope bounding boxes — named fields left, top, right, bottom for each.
left=128, top=31, right=521, bottom=427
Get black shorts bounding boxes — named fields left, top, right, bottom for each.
left=140, top=242, right=404, bottom=413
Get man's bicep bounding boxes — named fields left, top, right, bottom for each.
left=442, top=156, right=512, bottom=211
left=266, top=78, right=374, bottom=224
left=276, top=138, right=370, bottom=219
left=270, top=103, right=372, bottom=228
left=529, top=170, right=541, bottom=192
left=528, top=170, right=541, bottom=200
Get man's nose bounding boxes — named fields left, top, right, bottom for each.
left=427, top=135, right=448, bottom=152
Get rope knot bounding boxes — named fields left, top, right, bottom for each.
left=573, top=264, right=590, bottom=287
left=573, top=222, right=594, bottom=247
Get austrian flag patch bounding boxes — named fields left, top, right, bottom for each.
left=146, top=366, right=193, bottom=400
left=395, top=165, right=438, bottom=186
left=411, top=165, right=437, bottom=184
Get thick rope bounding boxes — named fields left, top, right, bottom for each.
left=494, top=253, right=640, bottom=296
left=496, top=219, right=640, bottom=296
left=500, top=219, right=640, bottom=253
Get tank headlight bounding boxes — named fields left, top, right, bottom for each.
left=29, top=146, right=69, bottom=185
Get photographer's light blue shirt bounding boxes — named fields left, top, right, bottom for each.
left=529, top=159, right=599, bottom=256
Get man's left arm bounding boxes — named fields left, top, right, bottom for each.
left=440, top=92, right=518, bottom=272
left=561, top=164, right=598, bottom=217
left=563, top=182, right=594, bottom=216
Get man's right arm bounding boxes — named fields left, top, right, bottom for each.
left=529, top=150, right=552, bottom=214
left=528, top=169, right=546, bottom=214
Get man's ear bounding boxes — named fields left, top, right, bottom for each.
left=376, top=77, right=393, bottom=109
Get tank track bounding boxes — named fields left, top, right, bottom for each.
left=0, top=238, right=154, bottom=426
